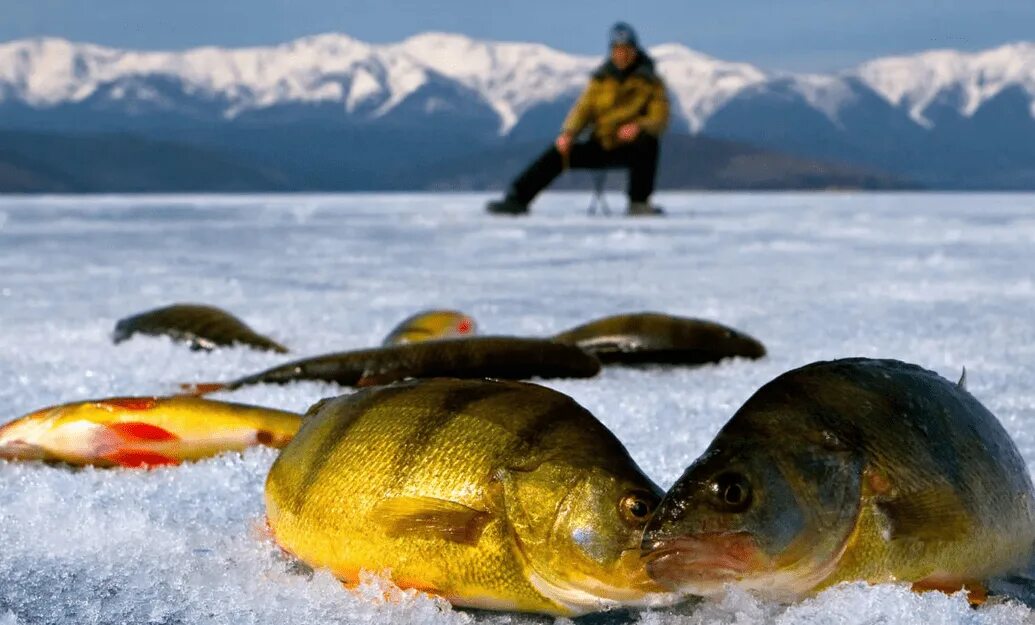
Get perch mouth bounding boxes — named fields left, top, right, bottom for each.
left=0, top=437, right=47, bottom=461
left=642, top=534, right=763, bottom=591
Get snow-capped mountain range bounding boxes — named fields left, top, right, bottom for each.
left=2, top=33, right=1034, bottom=187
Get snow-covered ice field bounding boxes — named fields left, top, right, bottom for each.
left=1, top=192, right=1034, bottom=625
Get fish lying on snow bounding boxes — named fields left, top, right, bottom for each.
left=113, top=303, right=289, bottom=353
left=182, top=336, right=601, bottom=395
left=265, top=378, right=674, bottom=615
left=0, top=396, right=301, bottom=467
left=381, top=309, right=477, bottom=346
left=641, top=358, right=1035, bottom=603
left=552, top=312, right=766, bottom=365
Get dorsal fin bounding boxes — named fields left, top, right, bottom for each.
left=957, top=367, right=968, bottom=390
left=301, top=397, right=335, bottom=421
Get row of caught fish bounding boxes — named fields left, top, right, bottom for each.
left=112, top=304, right=767, bottom=392
left=112, top=304, right=480, bottom=353
left=3, top=355, right=1033, bottom=615
left=0, top=309, right=764, bottom=466
left=266, top=359, right=1035, bottom=615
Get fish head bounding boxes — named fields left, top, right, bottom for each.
left=690, top=321, right=767, bottom=359
left=641, top=400, right=865, bottom=600
left=0, top=407, right=68, bottom=460
left=722, top=328, right=766, bottom=359
left=0, top=399, right=151, bottom=464
left=383, top=310, right=477, bottom=346
left=506, top=458, right=672, bottom=612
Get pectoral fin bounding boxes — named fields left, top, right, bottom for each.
left=108, top=422, right=179, bottom=442
left=91, top=422, right=181, bottom=467
left=373, top=496, right=492, bottom=546
left=876, top=486, right=972, bottom=542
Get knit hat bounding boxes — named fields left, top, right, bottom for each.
left=608, top=22, right=639, bottom=49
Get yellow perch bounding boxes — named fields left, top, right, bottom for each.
left=381, top=309, right=477, bottom=346
left=0, top=396, right=302, bottom=467
left=265, top=378, right=674, bottom=616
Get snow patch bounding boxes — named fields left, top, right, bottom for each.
left=854, top=42, right=1035, bottom=126
left=650, top=44, right=767, bottom=132
left=2, top=192, right=1035, bottom=624
left=786, top=74, right=859, bottom=126
left=346, top=68, right=381, bottom=112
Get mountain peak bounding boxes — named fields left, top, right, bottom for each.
left=852, top=42, right=1035, bottom=127
left=647, top=43, right=767, bottom=132
left=0, top=32, right=1032, bottom=136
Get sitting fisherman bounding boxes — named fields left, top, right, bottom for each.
left=487, top=22, right=670, bottom=216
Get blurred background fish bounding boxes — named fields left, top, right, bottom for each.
left=0, top=396, right=301, bottom=467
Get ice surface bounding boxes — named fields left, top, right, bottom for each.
left=1, top=192, right=1034, bottom=624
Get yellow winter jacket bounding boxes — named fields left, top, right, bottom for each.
left=562, top=54, right=670, bottom=150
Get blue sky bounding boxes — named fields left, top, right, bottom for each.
left=2, top=0, right=1033, bottom=71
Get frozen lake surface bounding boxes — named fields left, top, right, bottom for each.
left=1, top=192, right=1034, bottom=625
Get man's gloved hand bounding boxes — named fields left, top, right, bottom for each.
left=555, top=132, right=574, bottom=156
left=617, top=122, right=641, bottom=143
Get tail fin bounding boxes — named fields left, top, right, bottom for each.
left=987, top=574, right=1035, bottom=608
left=988, top=548, right=1035, bottom=608
left=178, top=382, right=228, bottom=396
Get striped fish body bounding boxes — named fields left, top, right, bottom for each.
left=553, top=312, right=766, bottom=365
left=265, top=379, right=670, bottom=615
left=188, top=336, right=600, bottom=393
left=113, top=303, right=289, bottom=353
left=0, top=396, right=301, bottom=467
left=381, top=310, right=477, bottom=345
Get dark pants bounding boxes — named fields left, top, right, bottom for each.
left=508, top=134, right=659, bottom=205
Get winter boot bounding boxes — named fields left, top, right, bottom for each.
left=486, top=195, right=529, bottom=215
left=627, top=201, right=665, bottom=216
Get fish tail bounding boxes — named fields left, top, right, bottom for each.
left=251, top=517, right=276, bottom=542
left=179, top=382, right=228, bottom=396
left=987, top=574, right=1035, bottom=608
left=988, top=549, right=1035, bottom=608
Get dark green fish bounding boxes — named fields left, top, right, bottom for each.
left=183, top=336, right=601, bottom=394
left=552, top=312, right=765, bottom=365
left=113, top=304, right=288, bottom=353
left=641, top=358, right=1035, bottom=604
